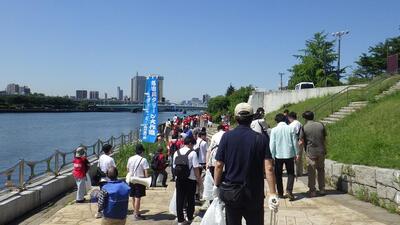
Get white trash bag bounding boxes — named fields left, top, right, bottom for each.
left=200, top=197, right=226, bottom=225
left=169, top=189, right=177, bottom=216
left=202, top=170, right=214, bottom=201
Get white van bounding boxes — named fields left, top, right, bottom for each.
left=295, top=82, right=315, bottom=90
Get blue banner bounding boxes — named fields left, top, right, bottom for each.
left=140, top=76, right=159, bottom=143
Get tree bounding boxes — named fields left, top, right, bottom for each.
left=225, top=83, right=235, bottom=97
left=288, top=32, right=340, bottom=89
left=351, top=36, right=400, bottom=80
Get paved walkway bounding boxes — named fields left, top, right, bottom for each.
left=38, top=174, right=400, bottom=225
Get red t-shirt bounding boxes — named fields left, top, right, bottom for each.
left=73, top=157, right=89, bottom=179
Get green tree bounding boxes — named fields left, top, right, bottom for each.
left=225, top=83, right=235, bottom=96
left=351, top=36, right=400, bottom=80
left=288, top=32, right=340, bottom=89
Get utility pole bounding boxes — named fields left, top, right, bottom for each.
left=332, top=30, right=350, bottom=80
left=279, top=72, right=284, bottom=90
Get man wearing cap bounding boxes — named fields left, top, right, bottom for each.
left=214, top=102, right=279, bottom=225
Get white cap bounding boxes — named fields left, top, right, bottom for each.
left=234, top=102, right=254, bottom=117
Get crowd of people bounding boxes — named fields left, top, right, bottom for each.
left=71, top=105, right=327, bottom=225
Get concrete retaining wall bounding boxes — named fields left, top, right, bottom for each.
left=325, top=159, right=400, bottom=209
left=0, top=161, right=98, bottom=224
left=248, top=84, right=366, bottom=113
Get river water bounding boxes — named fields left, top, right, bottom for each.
left=0, top=112, right=191, bottom=172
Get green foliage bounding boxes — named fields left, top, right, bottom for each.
left=288, top=32, right=341, bottom=89
left=114, top=141, right=166, bottom=177
left=225, top=83, right=236, bottom=97
left=207, top=85, right=254, bottom=123
left=352, top=36, right=400, bottom=79
left=354, top=186, right=369, bottom=202
left=0, top=95, right=78, bottom=109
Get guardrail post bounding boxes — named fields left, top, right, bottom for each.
left=19, top=159, right=25, bottom=190
left=121, top=134, right=125, bottom=146
left=54, top=152, right=59, bottom=176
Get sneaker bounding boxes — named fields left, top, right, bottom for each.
left=133, top=214, right=146, bottom=221
left=308, top=191, right=317, bottom=198
left=285, top=192, right=295, bottom=201
left=95, top=212, right=103, bottom=219
left=76, top=198, right=86, bottom=203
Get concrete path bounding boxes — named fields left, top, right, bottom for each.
left=37, top=174, right=400, bottom=225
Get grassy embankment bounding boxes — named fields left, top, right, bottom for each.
left=327, top=91, right=400, bottom=169
left=264, top=75, right=400, bottom=169
left=265, top=75, right=400, bottom=126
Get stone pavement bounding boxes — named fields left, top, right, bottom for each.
left=39, top=174, right=400, bottom=225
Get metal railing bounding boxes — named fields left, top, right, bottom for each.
left=311, top=74, right=394, bottom=120
left=0, top=130, right=139, bottom=195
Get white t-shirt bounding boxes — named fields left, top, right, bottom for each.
left=194, top=138, right=208, bottom=164
left=208, top=130, right=225, bottom=166
left=127, top=155, right=149, bottom=178
left=173, top=146, right=200, bottom=180
left=289, top=120, right=302, bottom=137
left=98, top=154, right=116, bottom=173
left=251, top=119, right=269, bottom=134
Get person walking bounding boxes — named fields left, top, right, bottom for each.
left=288, top=111, right=303, bottom=177
left=194, top=131, right=208, bottom=200
left=270, top=113, right=299, bottom=200
left=150, top=145, right=168, bottom=187
left=214, top=102, right=279, bottom=225
left=98, top=167, right=131, bottom=225
left=251, top=107, right=269, bottom=136
left=173, top=136, right=202, bottom=225
left=164, top=119, right=172, bottom=141
left=206, top=124, right=225, bottom=178
left=127, top=144, right=149, bottom=220
left=73, top=146, right=90, bottom=203
left=299, top=111, right=327, bottom=197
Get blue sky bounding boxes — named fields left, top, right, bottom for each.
left=0, top=0, right=399, bottom=102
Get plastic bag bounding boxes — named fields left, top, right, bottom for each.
left=202, top=170, right=214, bottom=201
left=85, top=173, right=92, bottom=193
left=200, top=197, right=226, bottom=225
left=169, top=189, right=177, bottom=216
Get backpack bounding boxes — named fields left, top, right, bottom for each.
left=151, top=153, right=163, bottom=171
left=170, top=142, right=178, bottom=156
left=174, top=149, right=193, bottom=179
left=194, top=140, right=203, bottom=157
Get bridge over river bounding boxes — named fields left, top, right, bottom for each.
left=95, top=103, right=207, bottom=112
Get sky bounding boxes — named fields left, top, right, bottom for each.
left=0, top=0, right=399, bottom=102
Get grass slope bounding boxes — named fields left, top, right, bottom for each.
left=327, top=92, right=400, bottom=169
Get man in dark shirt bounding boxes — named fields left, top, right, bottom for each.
left=214, top=102, right=279, bottom=225
left=299, top=111, right=327, bottom=197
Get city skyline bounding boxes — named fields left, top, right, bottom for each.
left=0, top=1, right=399, bottom=101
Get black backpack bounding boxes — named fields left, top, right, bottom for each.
left=151, top=153, right=162, bottom=171
left=194, top=140, right=203, bottom=157
left=174, top=149, right=193, bottom=179
left=170, top=142, right=178, bottom=155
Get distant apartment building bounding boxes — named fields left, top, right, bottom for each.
left=0, top=91, right=6, bottom=96
left=89, top=91, right=99, bottom=100
left=5, top=83, right=30, bottom=95
left=117, top=87, right=123, bottom=101
left=191, top=97, right=202, bottom=106
left=76, top=90, right=88, bottom=100
left=130, top=73, right=164, bottom=103
left=104, top=93, right=108, bottom=100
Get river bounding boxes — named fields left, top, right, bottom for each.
left=0, top=111, right=192, bottom=172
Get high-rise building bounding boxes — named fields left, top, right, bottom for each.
left=76, top=90, right=88, bottom=100
left=89, top=91, right=99, bottom=100
left=131, top=73, right=147, bottom=103
left=130, top=73, right=164, bottom=103
left=6, top=83, right=20, bottom=95
left=117, top=87, right=123, bottom=100
left=104, top=93, right=108, bottom=100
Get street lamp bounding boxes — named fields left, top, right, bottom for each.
left=332, top=30, right=350, bottom=80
